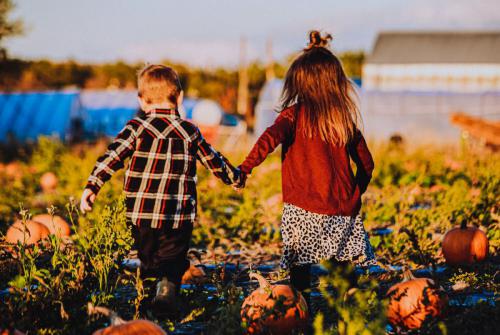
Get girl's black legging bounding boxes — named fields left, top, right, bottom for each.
left=289, top=259, right=357, bottom=292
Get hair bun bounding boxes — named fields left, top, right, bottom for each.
left=306, top=30, right=332, bottom=50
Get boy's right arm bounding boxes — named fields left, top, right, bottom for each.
left=81, top=120, right=138, bottom=212
left=196, top=129, right=240, bottom=186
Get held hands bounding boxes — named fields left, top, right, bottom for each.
left=80, top=188, right=96, bottom=214
left=232, top=167, right=248, bottom=191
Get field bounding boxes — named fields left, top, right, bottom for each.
left=0, top=136, right=499, bottom=335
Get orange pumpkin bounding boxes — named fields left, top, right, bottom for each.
left=0, top=328, right=25, bottom=335
left=32, top=214, right=71, bottom=237
left=181, top=264, right=206, bottom=284
left=88, top=303, right=166, bottom=335
left=387, top=270, right=447, bottom=329
left=442, top=222, right=489, bottom=265
left=5, top=220, right=50, bottom=245
left=241, top=273, right=308, bottom=334
left=40, top=172, right=58, bottom=192
left=4, top=162, right=23, bottom=180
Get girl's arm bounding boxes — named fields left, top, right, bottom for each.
left=240, top=107, right=295, bottom=174
left=348, top=130, right=374, bottom=194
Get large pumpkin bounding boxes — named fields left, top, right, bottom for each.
left=40, top=172, right=58, bottom=192
left=5, top=220, right=50, bottom=245
left=241, top=273, right=308, bottom=334
left=387, top=270, right=447, bottom=329
left=0, top=328, right=25, bottom=335
left=88, top=303, right=166, bottom=335
left=32, top=214, right=71, bottom=237
left=181, top=263, right=206, bottom=284
left=442, top=222, right=489, bottom=265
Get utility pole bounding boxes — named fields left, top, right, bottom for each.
left=237, top=36, right=249, bottom=123
left=265, top=37, right=275, bottom=82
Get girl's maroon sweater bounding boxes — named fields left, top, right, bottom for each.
left=240, top=105, right=374, bottom=216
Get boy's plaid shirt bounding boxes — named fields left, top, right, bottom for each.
left=86, top=108, right=240, bottom=229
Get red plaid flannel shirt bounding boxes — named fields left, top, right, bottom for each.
left=86, top=108, right=240, bottom=229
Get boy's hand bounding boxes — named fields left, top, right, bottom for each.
left=80, top=188, right=96, bottom=214
left=233, top=168, right=248, bottom=190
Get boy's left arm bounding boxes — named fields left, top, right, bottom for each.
left=196, top=129, right=241, bottom=186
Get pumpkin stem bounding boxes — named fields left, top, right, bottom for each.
left=87, top=303, right=126, bottom=326
left=249, top=272, right=271, bottom=289
left=401, top=269, right=415, bottom=282
left=460, top=221, right=467, bottom=229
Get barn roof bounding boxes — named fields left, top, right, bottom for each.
left=367, top=31, right=500, bottom=64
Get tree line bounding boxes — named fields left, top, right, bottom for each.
left=0, top=0, right=364, bottom=115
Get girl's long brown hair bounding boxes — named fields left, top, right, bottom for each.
left=281, top=30, right=360, bottom=146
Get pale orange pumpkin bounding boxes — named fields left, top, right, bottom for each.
left=40, top=172, right=58, bottom=192
left=3, top=162, right=23, bottom=180
left=387, top=270, right=447, bottom=329
left=32, top=214, right=71, bottom=237
left=5, top=220, right=50, bottom=245
left=88, top=303, right=166, bottom=335
left=181, top=264, right=206, bottom=284
left=442, top=222, right=489, bottom=265
left=241, top=273, right=309, bottom=334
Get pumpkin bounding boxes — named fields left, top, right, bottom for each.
left=241, top=273, right=308, bottom=334
left=4, top=162, right=23, bottom=180
left=442, top=222, right=489, bottom=265
left=0, top=328, right=25, bottom=335
left=40, top=172, right=58, bottom=192
left=181, top=263, right=206, bottom=284
left=387, top=270, right=447, bottom=329
left=32, top=214, right=71, bottom=237
left=88, top=303, right=166, bottom=335
left=5, top=220, right=50, bottom=245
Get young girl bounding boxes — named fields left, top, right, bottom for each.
left=239, top=31, right=376, bottom=292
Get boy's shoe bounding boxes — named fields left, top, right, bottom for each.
left=153, top=277, right=177, bottom=305
left=122, top=249, right=141, bottom=269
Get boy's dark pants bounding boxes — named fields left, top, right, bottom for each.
left=132, top=223, right=193, bottom=289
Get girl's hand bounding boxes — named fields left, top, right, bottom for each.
left=80, top=188, right=96, bottom=214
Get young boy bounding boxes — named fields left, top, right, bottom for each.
left=80, top=64, right=240, bottom=304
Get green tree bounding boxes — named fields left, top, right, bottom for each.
left=0, top=0, right=23, bottom=59
left=339, top=50, right=365, bottom=79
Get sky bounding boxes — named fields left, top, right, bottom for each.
left=4, top=0, right=500, bottom=68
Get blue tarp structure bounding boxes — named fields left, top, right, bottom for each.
left=80, top=90, right=139, bottom=138
left=0, top=91, right=82, bottom=142
left=0, top=89, right=241, bottom=143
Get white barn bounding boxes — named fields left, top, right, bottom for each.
left=363, top=32, right=500, bottom=92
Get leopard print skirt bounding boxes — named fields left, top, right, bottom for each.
left=280, top=203, right=377, bottom=269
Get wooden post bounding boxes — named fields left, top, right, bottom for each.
left=237, top=36, right=249, bottom=122
left=265, top=37, right=275, bottom=82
